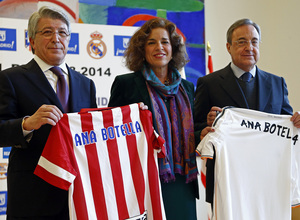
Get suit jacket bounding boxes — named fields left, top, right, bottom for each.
left=194, top=63, right=293, bottom=203
left=108, top=71, right=199, bottom=199
left=0, top=59, right=97, bottom=217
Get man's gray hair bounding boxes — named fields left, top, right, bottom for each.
left=226, top=18, right=261, bottom=44
left=27, top=6, right=70, bottom=40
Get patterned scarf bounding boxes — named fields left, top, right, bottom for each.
left=142, top=65, right=198, bottom=183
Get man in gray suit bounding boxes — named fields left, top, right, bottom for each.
left=194, top=18, right=300, bottom=205
left=0, top=6, right=97, bottom=219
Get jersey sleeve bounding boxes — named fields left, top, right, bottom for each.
left=152, top=130, right=165, bottom=158
left=139, top=108, right=166, bottom=158
left=196, top=133, right=215, bottom=159
left=196, top=130, right=223, bottom=160
left=34, top=114, right=77, bottom=191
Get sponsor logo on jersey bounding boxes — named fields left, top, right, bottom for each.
left=114, top=35, right=131, bottom=56
left=68, top=33, right=79, bottom=54
left=0, top=28, right=16, bottom=51
left=87, top=31, right=106, bottom=59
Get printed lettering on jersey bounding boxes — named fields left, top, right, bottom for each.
left=241, top=119, right=299, bottom=145
left=101, top=121, right=142, bottom=141
left=74, top=121, right=143, bottom=146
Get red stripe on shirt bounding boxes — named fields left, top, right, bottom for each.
left=121, top=105, right=146, bottom=213
left=80, top=113, right=108, bottom=220
left=102, top=109, right=129, bottom=219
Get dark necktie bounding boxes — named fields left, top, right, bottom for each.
left=240, top=72, right=252, bottom=82
left=50, top=66, right=69, bottom=112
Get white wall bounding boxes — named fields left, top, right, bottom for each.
left=205, top=0, right=300, bottom=112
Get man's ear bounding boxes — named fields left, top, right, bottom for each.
left=226, top=42, right=231, bottom=54
left=29, top=37, right=35, bottom=54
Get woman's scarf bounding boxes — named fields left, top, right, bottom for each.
left=142, top=65, right=198, bottom=183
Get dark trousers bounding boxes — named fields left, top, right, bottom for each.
left=7, top=204, right=69, bottom=220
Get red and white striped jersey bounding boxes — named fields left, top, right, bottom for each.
left=34, top=103, right=166, bottom=220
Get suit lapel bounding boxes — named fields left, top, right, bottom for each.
left=219, top=65, right=249, bottom=108
left=181, top=80, right=194, bottom=108
left=256, top=68, right=271, bottom=111
left=21, top=59, right=63, bottom=110
left=133, top=72, right=153, bottom=110
left=68, top=66, right=80, bottom=112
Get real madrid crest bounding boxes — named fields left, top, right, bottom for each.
left=87, top=31, right=107, bottom=59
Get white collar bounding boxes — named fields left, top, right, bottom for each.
left=230, top=62, right=256, bottom=79
left=34, top=55, right=68, bottom=75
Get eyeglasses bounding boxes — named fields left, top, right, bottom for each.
left=233, top=39, right=260, bottom=48
left=36, top=29, right=70, bottom=39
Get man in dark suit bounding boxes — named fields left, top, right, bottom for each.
left=194, top=18, right=300, bottom=206
left=0, top=6, right=97, bottom=219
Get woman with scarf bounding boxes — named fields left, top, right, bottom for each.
left=108, top=17, right=199, bottom=220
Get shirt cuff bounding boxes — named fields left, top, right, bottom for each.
left=22, top=116, right=33, bottom=139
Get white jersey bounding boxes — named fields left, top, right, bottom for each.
left=34, top=103, right=166, bottom=220
left=196, top=107, right=300, bottom=220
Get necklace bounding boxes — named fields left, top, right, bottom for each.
left=164, top=77, right=170, bottom=86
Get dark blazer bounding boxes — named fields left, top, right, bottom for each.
left=108, top=71, right=199, bottom=199
left=0, top=59, right=97, bottom=217
left=194, top=63, right=293, bottom=203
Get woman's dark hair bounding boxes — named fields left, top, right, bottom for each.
left=124, top=17, right=189, bottom=71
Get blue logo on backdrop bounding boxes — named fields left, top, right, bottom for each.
left=25, top=30, right=30, bottom=50
left=0, top=191, right=7, bottom=215
left=114, top=35, right=131, bottom=56
left=0, top=28, right=16, bottom=51
left=3, top=147, right=11, bottom=159
left=68, top=33, right=79, bottom=54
